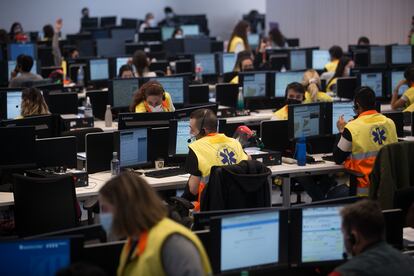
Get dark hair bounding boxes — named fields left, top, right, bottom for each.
left=145, top=13, right=154, bottom=20
left=172, top=27, right=183, bottom=38
left=0, top=29, right=9, bottom=44
left=9, top=22, right=22, bottom=37
left=164, top=6, right=173, bottom=14
left=268, top=27, right=286, bottom=48
left=404, top=65, right=414, bottom=83
left=357, top=36, right=370, bottom=45
left=118, top=64, right=134, bottom=77
left=329, top=45, right=343, bottom=60
left=328, top=56, right=353, bottom=86
left=132, top=50, right=150, bottom=77
left=17, top=54, right=34, bottom=72
left=227, top=20, right=250, bottom=52
left=81, top=7, right=89, bottom=14
left=341, top=199, right=385, bottom=243
left=285, top=82, right=305, bottom=98
left=190, top=108, right=217, bottom=134
left=130, top=80, right=164, bottom=112
left=234, top=50, right=253, bottom=71
left=354, top=86, right=376, bottom=110
left=43, top=24, right=54, bottom=40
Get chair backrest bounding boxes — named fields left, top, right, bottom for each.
left=61, top=127, right=103, bottom=152
left=13, top=174, right=78, bottom=237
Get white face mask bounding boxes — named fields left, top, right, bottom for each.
left=148, top=19, right=156, bottom=27
left=150, top=104, right=163, bottom=112
left=100, top=212, right=113, bottom=235
left=175, top=34, right=183, bottom=39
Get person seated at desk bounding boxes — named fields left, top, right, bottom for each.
left=334, top=86, right=398, bottom=196
left=130, top=80, right=175, bottom=113
left=158, top=6, right=177, bottom=27
left=182, top=108, right=249, bottom=211
left=329, top=199, right=414, bottom=276
left=139, top=12, right=156, bottom=32
left=18, top=87, right=50, bottom=118
left=9, top=54, right=43, bottom=88
left=273, top=82, right=305, bottom=120
left=132, top=50, right=156, bottom=78
left=302, top=69, right=333, bottom=103
left=324, top=45, right=343, bottom=73
left=227, top=20, right=251, bottom=54
left=357, top=36, right=370, bottom=46
left=326, top=56, right=355, bottom=93
left=230, top=51, right=254, bottom=84
left=99, top=172, right=212, bottom=276
left=118, top=64, right=135, bottom=79
left=390, top=65, right=414, bottom=111
left=172, top=27, right=183, bottom=39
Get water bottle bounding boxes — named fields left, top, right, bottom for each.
left=84, top=96, right=93, bottom=118
left=105, top=105, right=113, bottom=127
left=111, top=152, right=120, bottom=176
left=77, top=66, right=84, bottom=86
left=237, top=86, right=244, bottom=111
left=295, top=137, right=307, bottom=166
left=195, top=62, right=203, bottom=82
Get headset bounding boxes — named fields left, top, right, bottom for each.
left=187, top=109, right=208, bottom=143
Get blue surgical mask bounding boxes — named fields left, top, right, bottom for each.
left=100, top=212, right=113, bottom=234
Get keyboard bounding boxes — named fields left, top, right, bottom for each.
left=322, top=155, right=335, bottom=162
left=144, top=167, right=187, bottom=178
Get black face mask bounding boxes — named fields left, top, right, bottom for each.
left=286, top=99, right=302, bottom=105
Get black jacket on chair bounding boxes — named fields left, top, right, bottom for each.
left=200, top=160, right=272, bottom=211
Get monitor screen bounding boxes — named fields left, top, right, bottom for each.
left=8, top=60, right=37, bottom=79
left=119, top=128, right=148, bottom=168
left=332, top=102, right=355, bottom=135
left=115, top=57, right=131, bottom=76
left=391, top=71, right=409, bottom=96
left=391, top=45, right=412, bottom=64
left=182, top=25, right=200, bottom=36
left=35, top=136, right=77, bottom=168
left=301, top=206, right=344, bottom=263
left=89, top=59, right=109, bottom=80
left=292, top=104, right=321, bottom=138
left=176, top=120, right=190, bottom=155
left=275, top=71, right=304, bottom=97
left=369, top=46, right=386, bottom=65
left=0, top=238, right=71, bottom=276
left=6, top=90, right=22, bottom=119
left=222, top=53, right=236, bottom=73
left=242, top=73, right=266, bottom=97
left=8, top=43, right=36, bottom=60
left=360, top=72, right=383, bottom=97
left=312, top=50, right=330, bottom=70
left=248, top=33, right=260, bottom=48
left=290, top=50, right=307, bottom=71
left=111, top=78, right=139, bottom=108
left=150, top=77, right=185, bottom=104
left=194, top=54, right=216, bottom=75
left=220, top=210, right=279, bottom=271
left=162, top=26, right=175, bottom=40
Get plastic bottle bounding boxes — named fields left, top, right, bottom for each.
left=195, top=62, right=203, bottom=82
left=104, top=105, right=113, bottom=127
left=77, top=66, right=84, bottom=86
left=295, top=137, right=307, bottom=166
left=84, top=96, right=93, bottom=118
left=166, top=66, right=172, bottom=76
left=237, top=86, right=244, bottom=111
left=111, top=152, right=120, bottom=176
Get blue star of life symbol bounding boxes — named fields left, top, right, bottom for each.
left=371, top=127, right=386, bottom=145
left=220, top=148, right=237, bottom=165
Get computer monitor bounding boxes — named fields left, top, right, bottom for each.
left=115, top=57, right=132, bottom=76
left=215, top=83, right=239, bottom=108
left=382, top=111, right=404, bottom=138
left=358, top=71, right=384, bottom=98
left=35, top=136, right=77, bottom=168
left=312, top=50, right=330, bottom=70
left=100, top=16, right=116, bottom=28
left=390, top=70, right=409, bottom=96
left=260, top=120, right=290, bottom=152
left=300, top=206, right=344, bottom=264
left=161, top=26, right=175, bottom=41
left=174, top=103, right=218, bottom=119
left=0, top=88, right=22, bottom=119
left=142, top=76, right=187, bottom=104
left=88, top=58, right=109, bottom=81
left=81, top=17, right=99, bottom=30
left=221, top=53, right=236, bottom=74
left=96, top=38, right=125, bottom=57
left=240, top=72, right=267, bottom=98
left=8, top=60, right=38, bottom=79
left=369, top=46, right=386, bottom=65
left=181, top=25, right=200, bottom=36
left=47, top=92, right=78, bottom=115
left=1, top=114, right=61, bottom=138
left=332, top=102, right=355, bottom=135
left=8, top=43, right=36, bottom=60
left=188, top=84, right=210, bottom=104
left=248, top=33, right=260, bottom=49
left=119, top=127, right=148, bottom=168
left=391, top=45, right=412, bottom=65
left=210, top=209, right=283, bottom=273
left=0, top=126, right=36, bottom=169
left=336, top=77, right=357, bottom=100
left=109, top=78, right=139, bottom=109
left=117, top=112, right=174, bottom=130
left=85, top=131, right=118, bottom=174
left=0, top=237, right=82, bottom=276
left=194, top=53, right=216, bottom=75
left=288, top=103, right=325, bottom=139
left=290, top=50, right=307, bottom=71
left=168, top=119, right=191, bottom=157
left=274, top=71, right=304, bottom=98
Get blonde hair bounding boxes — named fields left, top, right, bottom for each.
left=20, top=88, right=50, bottom=117
left=302, top=70, right=321, bottom=103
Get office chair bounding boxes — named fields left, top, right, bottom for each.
left=13, top=174, right=79, bottom=237
left=61, top=127, right=103, bottom=152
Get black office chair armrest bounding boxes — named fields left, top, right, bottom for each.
left=344, top=169, right=365, bottom=196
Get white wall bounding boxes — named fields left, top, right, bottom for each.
left=266, top=0, right=414, bottom=49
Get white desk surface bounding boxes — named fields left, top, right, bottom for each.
left=93, top=120, right=118, bottom=132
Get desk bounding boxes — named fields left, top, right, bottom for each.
left=225, top=111, right=273, bottom=124
left=93, top=120, right=118, bottom=132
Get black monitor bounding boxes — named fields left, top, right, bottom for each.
left=1, top=114, right=61, bottom=138
left=168, top=119, right=191, bottom=157
left=88, top=58, right=109, bottom=81
left=148, top=126, right=170, bottom=162
left=85, top=90, right=108, bottom=120
left=260, top=120, right=290, bottom=152
left=109, top=78, right=139, bottom=109
left=96, top=38, right=125, bottom=57
left=288, top=103, right=326, bottom=139
left=311, top=50, right=330, bottom=70
left=100, top=16, right=116, bottom=28
left=0, top=126, right=36, bottom=169
left=26, top=224, right=106, bottom=243
left=174, top=103, right=218, bottom=119
left=0, top=88, right=23, bottom=119
left=354, top=69, right=386, bottom=98
left=382, top=111, right=404, bottom=138
left=111, top=28, right=135, bottom=41
left=82, top=241, right=125, bottom=276
left=219, top=52, right=237, bottom=74
left=194, top=53, right=217, bottom=75
left=215, top=83, right=239, bottom=108
left=81, top=17, right=99, bottom=30
left=383, top=209, right=403, bottom=250
left=209, top=209, right=287, bottom=274
left=122, top=18, right=139, bottom=28
left=289, top=50, right=307, bottom=71
left=183, top=37, right=211, bottom=54
left=119, top=127, right=149, bottom=168
left=239, top=71, right=268, bottom=98
left=0, top=236, right=83, bottom=276
left=47, top=92, right=78, bottom=115
left=369, top=46, right=387, bottom=66
left=117, top=112, right=174, bottom=130
left=8, top=43, right=37, bottom=60
left=336, top=77, right=357, bottom=100
left=139, top=30, right=162, bottom=42
left=268, top=50, right=289, bottom=71
left=390, top=45, right=413, bottom=65
left=139, top=75, right=188, bottom=105
left=149, top=60, right=168, bottom=72
left=85, top=131, right=118, bottom=174
left=352, top=46, right=369, bottom=67
left=274, top=71, right=304, bottom=98
left=188, top=84, right=209, bottom=104
left=175, top=59, right=193, bottom=74
left=389, top=70, right=409, bottom=97
left=331, top=101, right=355, bottom=135
left=35, top=136, right=77, bottom=168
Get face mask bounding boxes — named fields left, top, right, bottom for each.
left=148, top=19, right=156, bottom=27
left=286, top=99, right=302, bottom=105
left=166, top=12, right=174, bottom=19
left=175, top=34, right=183, bottom=39
left=100, top=212, right=113, bottom=234
left=150, top=104, right=163, bottom=112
